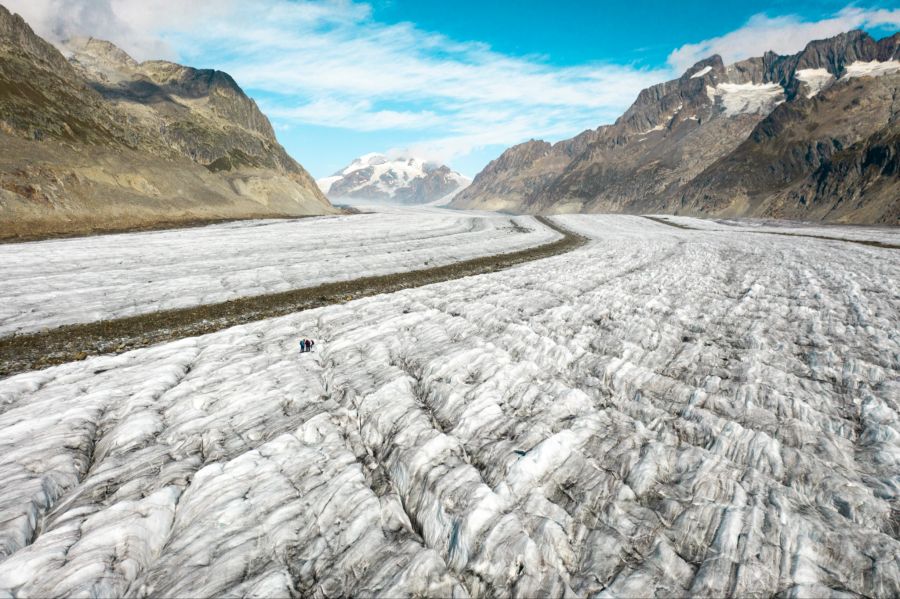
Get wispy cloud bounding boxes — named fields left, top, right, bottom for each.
left=3, top=0, right=228, bottom=61
left=668, top=7, right=900, bottom=72
left=170, top=1, right=670, bottom=163
left=265, top=99, right=441, bottom=132
left=5, top=1, right=899, bottom=169
left=4, top=0, right=668, bottom=164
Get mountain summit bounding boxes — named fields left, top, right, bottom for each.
left=0, top=6, right=333, bottom=240
left=453, top=30, right=900, bottom=224
left=319, top=154, right=470, bottom=204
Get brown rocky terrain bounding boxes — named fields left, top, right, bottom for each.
left=679, top=71, right=900, bottom=222
left=0, top=5, right=333, bottom=240
left=453, top=31, right=900, bottom=224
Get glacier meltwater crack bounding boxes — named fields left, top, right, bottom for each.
left=0, top=217, right=585, bottom=379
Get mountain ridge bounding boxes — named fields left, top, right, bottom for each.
left=0, top=5, right=334, bottom=240
left=452, top=30, right=900, bottom=224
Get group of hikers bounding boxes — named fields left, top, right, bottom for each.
left=299, top=338, right=315, bottom=353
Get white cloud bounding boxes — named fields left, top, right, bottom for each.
left=5, top=1, right=898, bottom=169
left=668, top=7, right=900, bottom=73
left=198, top=2, right=674, bottom=163
left=2, top=0, right=229, bottom=60
left=266, top=98, right=441, bottom=131
left=2, top=0, right=668, bottom=165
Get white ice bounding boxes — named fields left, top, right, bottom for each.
left=315, top=175, right=341, bottom=194
left=1, top=214, right=897, bottom=597
left=658, top=214, right=900, bottom=246
left=708, top=82, right=786, bottom=116
left=690, top=65, right=712, bottom=79
left=316, top=153, right=470, bottom=198
left=795, top=68, right=835, bottom=98
left=844, top=60, right=900, bottom=79
left=0, top=208, right=559, bottom=336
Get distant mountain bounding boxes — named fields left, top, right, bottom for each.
left=0, top=5, right=333, bottom=240
left=319, top=153, right=470, bottom=204
left=453, top=31, right=900, bottom=224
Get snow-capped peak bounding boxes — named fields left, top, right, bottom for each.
left=318, top=154, right=470, bottom=204
left=345, top=152, right=390, bottom=171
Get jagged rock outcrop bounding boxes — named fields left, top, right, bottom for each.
left=774, top=128, right=899, bottom=223
left=453, top=31, right=900, bottom=224
left=318, top=153, right=470, bottom=204
left=678, top=69, right=900, bottom=222
left=453, top=138, right=593, bottom=213
left=0, top=5, right=333, bottom=240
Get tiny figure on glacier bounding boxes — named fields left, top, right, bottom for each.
left=299, top=339, right=307, bottom=353
left=307, top=339, right=315, bottom=352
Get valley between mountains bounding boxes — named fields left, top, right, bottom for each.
left=453, top=31, right=900, bottom=225
left=0, top=2, right=898, bottom=598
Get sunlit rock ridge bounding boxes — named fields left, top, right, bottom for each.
left=319, top=153, right=470, bottom=204
left=453, top=30, right=900, bottom=224
left=0, top=5, right=333, bottom=240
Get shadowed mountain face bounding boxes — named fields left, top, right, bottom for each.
left=453, top=31, right=900, bottom=224
left=0, top=6, right=333, bottom=240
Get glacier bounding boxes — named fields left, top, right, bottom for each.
left=707, top=82, right=786, bottom=117
left=0, top=208, right=558, bottom=337
left=794, top=68, right=835, bottom=98
left=656, top=214, right=900, bottom=245
left=0, top=213, right=898, bottom=597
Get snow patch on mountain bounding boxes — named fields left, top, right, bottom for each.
left=318, top=153, right=470, bottom=204
left=792, top=61, right=899, bottom=99
left=316, top=175, right=342, bottom=195
left=795, top=68, right=835, bottom=98
left=708, top=82, right=785, bottom=116
left=843, top=59, right=900, bottom=78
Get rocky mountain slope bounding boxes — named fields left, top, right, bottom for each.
left=318, top=153, right=470, bottom=204
left=0, top=5, right=333, bottom=240
left=453, top=31, right=900, bottom=224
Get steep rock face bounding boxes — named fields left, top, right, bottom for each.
left=65, top=37, right=321, bottom=187
left=0, top=14, right=140, bottom=148
left=453, top=31, right=900, bottom=224
left=319, top=154, right=470, bottom=204
left=769, top=129, right=900, bottom=224
left=536, top=57, right=772, bottom=214
left=454, top=134, right=596, bottom=213
left=678, top=71, right=900, bottom=223
left=0, top=4, right=70, bottom=73
left=452, top=49, right=780, bottom=214
left=0, top=6, right=332, bottom=240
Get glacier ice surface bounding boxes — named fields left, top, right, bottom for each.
left=0, top=208, right=558, bottom=336
left=0, top=214, right=898, bottom=597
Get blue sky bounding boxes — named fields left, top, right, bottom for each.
left=9, top=0, right=900, bottom=178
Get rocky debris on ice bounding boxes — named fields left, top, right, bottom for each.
left=0, top=209, right=557, bottom=337
left=0, top=215, right=897, bottom=597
